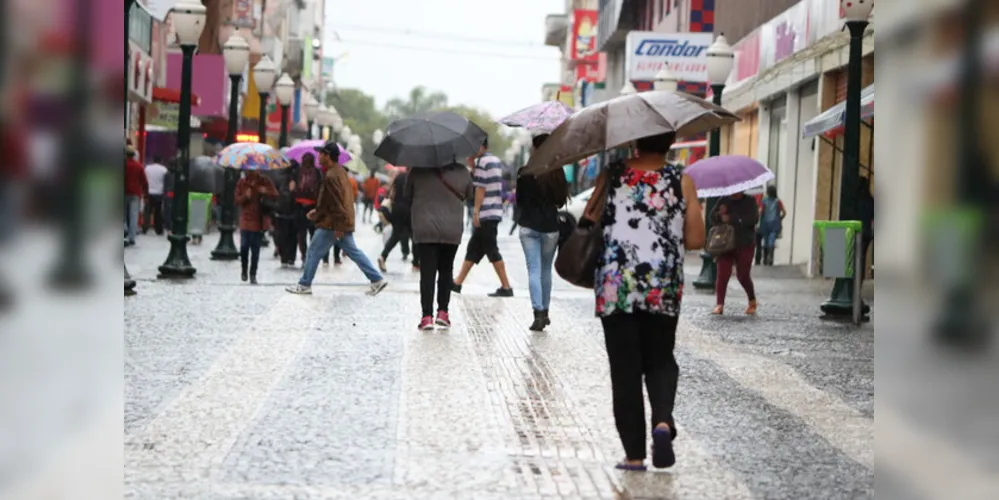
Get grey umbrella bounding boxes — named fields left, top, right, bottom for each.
left=523, top=91, right=739, bottom=175
left=374, top=111, right=487, bottom=168
left=189, top=156, right=222, bottom=193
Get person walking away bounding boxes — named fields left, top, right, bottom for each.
left=292, top=153, right=323, bottom=266
left=757, top=185, right=786, bottom=266
left=362, top=172, right=380, bottom=223
left=143, top=156, right=168, bottom=235
left=235, top=170, right=278, bottom=284
left=592, top=132, right=704, bottom=471
left=452, top=138, right=513, bottom=296
left=377, top=169, right=416, bottom=272
left=711, top=191, right=759, bottom=315
left=406, top=163, right=473, bottom=330
left=286, top=141, right=388, bottom=295
left=508, top=189, right=520, bottom=236
left=517, top=134, right=568, bottom=331
left=857, top=176, right=874, bottom=278
left=124, top=147, right=147, bottom=246
left=753, top=191, right=765, bottom=265
left=273, top=166, right=299, bottom=267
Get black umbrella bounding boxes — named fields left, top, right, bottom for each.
left=374, top=111, right=487, bottom=168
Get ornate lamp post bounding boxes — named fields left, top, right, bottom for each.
left=253, top=56, right=277, bottom=144
left=304, top=95, right=319, bottom=140
left=341, top=125, right=353, bottom=146
left=330, top=112, right=344, bottom=143
left=654, top=66, right=679, bottom=92
left=158, top=0, right=206, bottom=278
left=211, top=33, right=249, bottom=261
left=692, top=34, right=735, bottom=290
left=371, top=129, right=384, bottom=170
left=820, top=1, right=874, bottom=316
left=275, top=73, right=295, bottom=148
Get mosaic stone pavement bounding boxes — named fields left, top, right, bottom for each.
left=124, top=219, right=875, bottom=499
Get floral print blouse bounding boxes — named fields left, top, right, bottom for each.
left=595, top=162, right=686, bottom=318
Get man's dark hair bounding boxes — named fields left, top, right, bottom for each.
left=126, top=149, right=137, bottom=159
left=766, top=185, right=778, bottom=197
left=634, top=132, right=677, bottom=155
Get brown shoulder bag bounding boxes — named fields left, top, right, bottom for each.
left=554, top=164, right=616, bottom=289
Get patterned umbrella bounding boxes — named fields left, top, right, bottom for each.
left=284, top=139, right=353, bottom=164
left=498, top=101, right=575, bottom=134
left=684, top=155, right=774, bottom=198
left=215, top=142, right=291, bottom=171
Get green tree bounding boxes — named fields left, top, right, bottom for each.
left=326, top=88, right=390, bottom=172
left=443, top=104, right=514, bottom=171
left=384, top=86, right=449, bottom=120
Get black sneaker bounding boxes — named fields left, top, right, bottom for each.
left=488, top=288, right=514, bottom=298
left=241, top=271, right=248, bottom=282
left=451, top=283, right=462, bottom=294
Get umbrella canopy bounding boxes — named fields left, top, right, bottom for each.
left=284, top=139, right=353, bottom=165
left=802, top=84, right=874, bottom=138
left=498, top=101, right=575, bottom=134
left=684, top=155, right=774, bottom=198
left=523, top=91, right=739, bottom=175
left=374, top=111, right=487, bottom=168
left=189, top=156, right=222, bottom=194
left=215, top=142, right=291, bottom=171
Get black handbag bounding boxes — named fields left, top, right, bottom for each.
left=554, top=165, right=617, bottom=289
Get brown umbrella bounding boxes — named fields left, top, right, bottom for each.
left=523, top=91, right=740, bottom=175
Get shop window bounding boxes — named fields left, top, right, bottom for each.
left=768, top=98, right=788, bottom=185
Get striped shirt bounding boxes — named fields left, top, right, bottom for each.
left=473, top=153, right=505, bottom=221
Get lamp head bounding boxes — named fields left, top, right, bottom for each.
left=170, top=0, right=207, bottom=47
left=222, top=33, right=250, bottom=76
left=706, top=34, right=735, bottom=86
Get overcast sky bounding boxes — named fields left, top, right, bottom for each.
left=323, top=0, right=564, bottom=119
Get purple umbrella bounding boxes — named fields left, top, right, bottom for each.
left=498, top=101, right=575, bottom=134
left=284, top=139, right=352, bottom=164
left=684, top=155, right=774, bottom=198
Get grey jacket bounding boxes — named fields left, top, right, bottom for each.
left=405, top=164, right=474, bottom=245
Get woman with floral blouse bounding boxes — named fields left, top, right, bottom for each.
left=591, top=132, right=705, bottom=471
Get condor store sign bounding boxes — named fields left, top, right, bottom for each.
left=625, top=32, right=713, bottom=82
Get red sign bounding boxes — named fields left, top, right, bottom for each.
left=575, top=62, right=599, bottom=83
left=570, top=10, right=598, bottom=63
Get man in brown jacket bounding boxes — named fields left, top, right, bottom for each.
left=286, top=141, right=387, bottom=295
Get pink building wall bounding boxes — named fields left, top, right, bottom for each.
left=166, top=53, right=227, bottom=117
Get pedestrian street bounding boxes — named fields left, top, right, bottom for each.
left=125, top=226, right=874, bottom=499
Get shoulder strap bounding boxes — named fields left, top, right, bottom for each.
left=436, top=170, right=466, bottom=202
left=582, top=163, right=618, bottom=223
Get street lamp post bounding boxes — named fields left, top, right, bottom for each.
left=158, top=0, right=206, bottom=278
left=304, top=95, right=319, bottom=140
left=692, top=34, right=735, bottom=290
left=654, top=66, right=679, bottom=92
left=372, top=129, right=384, bottom=170
left=211, top=33, right=249, bottom=261
left=253, top=56, right=276, bottom=144
left=331, top=112, right=344, bottom=144
left=275, top=73, right=294, bottom=148
left=820, top=2, right=873, bottom=316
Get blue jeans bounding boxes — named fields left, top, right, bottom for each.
left=519, top=227, right=559, bottom=311
left=761, top=228, right=779, bottom=249
left=299, top=229, right=383, bottom=287
left=124, top=196, right=141, bottom=242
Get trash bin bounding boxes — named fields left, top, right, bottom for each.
left=188, top=192, right=213, bottom=238
left=922, top=207, right=982, bottom=289
left=812, top=220, right=863, bottom=279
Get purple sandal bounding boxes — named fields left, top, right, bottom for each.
left=651, top=427, right=676, bottom=469
left=615, top=461, right=647, bottom=471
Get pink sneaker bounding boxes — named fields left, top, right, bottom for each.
left=418, top=316, right=435, bottom=331
left=435, top=310, right=451, bottom=328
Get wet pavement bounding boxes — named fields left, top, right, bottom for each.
left=125, top=218, right=874, bottom=499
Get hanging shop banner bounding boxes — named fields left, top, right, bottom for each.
left=321, top=57, right=335, bottom=78
left=148, top=102, right=179, bottom=129
left=233, top=0, right=256, bottom=29
left=625, top=31, right=713, bottom=82
left=571, top=9, right=599, bottom=63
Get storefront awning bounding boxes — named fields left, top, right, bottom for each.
left=152, top=87, right=202, bottom=107
left=802, top=84, right=874, bottom=138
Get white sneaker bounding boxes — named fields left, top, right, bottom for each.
left=285, top=284, right=312, bottom=295
left=366, top=280, right=388, bottom=296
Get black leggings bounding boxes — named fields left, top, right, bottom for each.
left=600, top=312, right=680, bottom=461
left=274, top=217, right=297, bottom=264
left=381, top=212, right=412, bottom=260
left=416, top=243, right=459, bottom=317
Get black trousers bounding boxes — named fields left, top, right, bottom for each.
left=416, top=243, right=459, bottom=317
left=274, top=217, right=298, bottom=264
left=600, top=312, right=680, bottom=461
left=295, top=204, right=314, bottom=262
left=240, top=230, right=263, bottom=276
left=381, top=210, right=413, bottom=261
left=143, top=195, right=164, bottom=234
